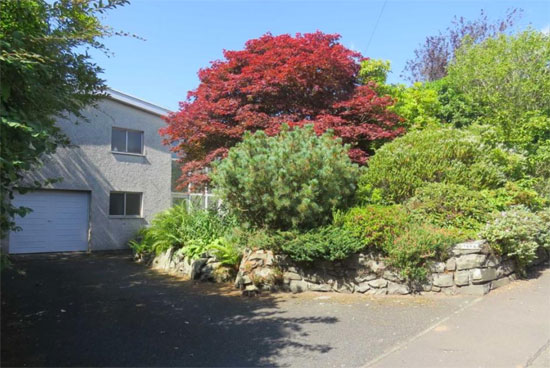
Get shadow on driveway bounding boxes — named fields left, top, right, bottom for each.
left=1, top=252, right=336, bottom=367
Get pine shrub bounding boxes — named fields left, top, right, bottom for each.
left=211, top=125, right=360, bottom=230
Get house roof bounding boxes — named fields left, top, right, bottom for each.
left=106, top=88, right=172, bottom=116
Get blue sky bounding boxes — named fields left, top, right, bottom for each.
left=91, top=0, right=550, bottom=111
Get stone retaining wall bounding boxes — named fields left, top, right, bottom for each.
left=144, top=248, right=235, bottom=283
left=234, top=240, right=549, bottom=296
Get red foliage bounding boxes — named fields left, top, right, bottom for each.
left=161, top=32, right=404, bottom=187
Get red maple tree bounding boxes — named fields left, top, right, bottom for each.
left=161, top=32, right=404, bottom=187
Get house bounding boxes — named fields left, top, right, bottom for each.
left=4, top=89, right=172, bottom=254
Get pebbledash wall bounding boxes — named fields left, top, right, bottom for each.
left=150, top=239, right=549, bottom=296
left=7, top=91, right=172, bottom=251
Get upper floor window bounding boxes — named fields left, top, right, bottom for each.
left=111, top=127, right=143, bottom=155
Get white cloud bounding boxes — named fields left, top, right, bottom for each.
left=542, top=24, right=550, bottom=35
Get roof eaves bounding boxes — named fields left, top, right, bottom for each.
left=106, top=88, right=172, bottom=116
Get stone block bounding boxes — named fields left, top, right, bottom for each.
left=383, top=270, right=405, bottom=282
left=454, top=270, right=470, bottom=286
left=471, top=268, right=497, bottom=284
left=445, top=258, right=457, bottom=271
left=289, top=280, right=309, bottom=293
left=452, top=240, right=489, bottom=255
left=355, top=282, right=371, bottom=293
left=309, top=284, right=332, bottom=292
left=456, top=283, right=491, bottom=296
left=354, top=274, right=377, bottom=283
left=283, top=271, right=302, bottom=281
left=368, top=279, right=388, bottom=288
left=456, top=254, right=487, bottom=270
left=366, top=259, right=387, bottom=273
left=496, top=260, right=515, bottom=278
left=484, top=254, right=501, bottom=268
left=433, top=273, right=454, bottom=287
left=442, top=286, right=457, bottom=296
left=387, top=282, right=410, bottom=295
left=491, top=277, right=511, bottom=290
left=432, top=286, right=441, bottom=292
left=242, top=284, right=260, bottom=296
left=366, top=288, right=387, bottom=295
left=430, top=262, right=446, bottom=273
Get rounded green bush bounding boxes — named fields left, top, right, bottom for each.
left=211, top=125, right=360, bottom=230
left=406, top=183, right=497, bottom=231
left=358, top=127, right=519, bottom=204
left=480, top=205, right=548, bottom=275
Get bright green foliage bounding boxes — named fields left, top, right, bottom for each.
left=358, top=60, right=443, bottom=130
left=211, top=125, right=359, bottom=230
left=358, top=127, right=515, bottom=204
left=129, top=204, right=237, bottom=259
left=384, top=225, right=465, bottom=282
left=446, top=30, right=550, bottom=151
left=389, top=83, right=442, bottom=130
left=333, top=205, right=410, bottom=249
left=406, top=183, right=496, bottom=231
left=480, top=206, right=548, bottom=275
left=279, top=226, right=364, bottom=262
left=485, top=181, right=548, bottom=212
left=207, top=237, right=242, bottom=268
left=358, top=58, right=391, bottom=86
left=0, top=0, right=128, bottom=236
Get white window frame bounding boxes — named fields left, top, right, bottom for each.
left=109, top=191, right=143, bottom=218
left=111, top=127, right=144, bottom=156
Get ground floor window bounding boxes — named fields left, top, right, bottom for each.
left=109, top=192, right=142, bottom=216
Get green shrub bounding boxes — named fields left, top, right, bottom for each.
left=211, top=125, right=360, bottom=230
left=333, top=205, right=410, bottom=249
left=480, top=206, right=547, bottom=275
left=208, top=237, right=242, bottom=268
left=406, top=183, right=497, bottom=231
left=130, top=204, right=236, bottom=257
left=358, top=127, right=522, bottom=204
left=536, top=207, right=550, bottom=250
left=279, top=226, right=364, bottom=262
left=383, top=225, right=466, bottom=282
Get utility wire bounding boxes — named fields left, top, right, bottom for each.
left=365, top=0, right=388, bottom=53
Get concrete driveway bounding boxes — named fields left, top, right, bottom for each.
left=1, top=252, right=549, bottom=367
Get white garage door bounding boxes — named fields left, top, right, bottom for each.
left=10, top=190, right=90, bottom=254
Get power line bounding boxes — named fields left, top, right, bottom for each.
left=365, top=0, right=388, bottom=53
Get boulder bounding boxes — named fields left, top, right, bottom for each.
left=289, top=279, right=308, bottom=293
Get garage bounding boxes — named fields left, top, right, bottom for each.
left=9, top=190, right=90, bottom=254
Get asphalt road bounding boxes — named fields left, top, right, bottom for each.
left=1, top=252, right=548, bottom=367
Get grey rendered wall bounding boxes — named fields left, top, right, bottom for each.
left=17, top=98, right=172, bottom=251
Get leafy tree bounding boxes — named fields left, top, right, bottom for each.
left=210, top=125, right=360, bottom=230
left=359, top=59, right=442, bottom=130
left=161, top=32, right=403, bottom=187
left=445, top=30, right=550, bottom=152
left=404, top=8, right=521, bottom=82
left=0, top=0, right=128, bottom=236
